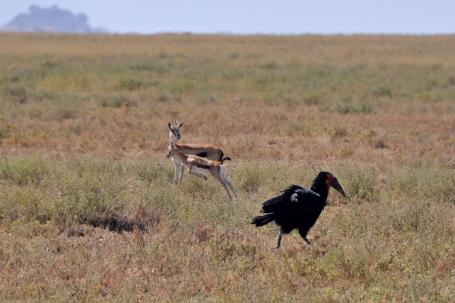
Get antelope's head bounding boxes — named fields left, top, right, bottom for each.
left=168, top=120, right=183, bottom=142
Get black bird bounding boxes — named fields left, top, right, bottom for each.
left=251, top=171, right=346, bottom=249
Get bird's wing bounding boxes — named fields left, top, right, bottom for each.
left=262, top=185, right=321, bottom=213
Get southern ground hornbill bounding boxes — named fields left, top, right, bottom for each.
left=251, top=171, right=346, bottom=249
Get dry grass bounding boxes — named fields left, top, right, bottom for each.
left=0, top=33, right=454, bottom=302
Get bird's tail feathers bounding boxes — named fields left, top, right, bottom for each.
left=251, top=214, right=274, bottom=227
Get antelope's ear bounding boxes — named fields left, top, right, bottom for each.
left=168, top=122, right=172, bottom=130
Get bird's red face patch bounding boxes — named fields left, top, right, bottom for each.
left=326, top=174, right=334, bottom=188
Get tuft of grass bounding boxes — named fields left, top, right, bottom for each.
left=332, top=126, right=349, bottom=140
left=0, top=125, right=10, bottom=140
left=0, top=156, right=49, bottom=186
left=129, top=61, right=168, bottom=74
left=100, top=95, right=127, bottom=108
left=389, top=165, right=455, bottom=205
left=236, top=166, right=264, bottom=193
left=52, top=163, right=130, bottom=228
left=54, top=106, right=79, bottom=120
left=389, top=201, right=429, bottom=233
left=3, top=84, right=28, bottom=104
left=335, top=100, right=375, bottom=114
left=157, top=94, right=169, bottom=102
left=337, top=165, right=379, bottom=202
left=165, top=80, right=194, bottom=95
left=303, top=95, right=321, bottom=106
left=0, top=188, right=52, bottom=223
left=135, top=161, right=171, bottom=183
left=373, top=137, right=388, bottom=149
left=117, top=78, right=148, bottom=91
left=372, top=85, right=393, bottom=98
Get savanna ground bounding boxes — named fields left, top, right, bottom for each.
left=0, top=33, right=454, bottom=302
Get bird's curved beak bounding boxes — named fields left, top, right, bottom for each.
left=331, top=178, right=347, bottom=197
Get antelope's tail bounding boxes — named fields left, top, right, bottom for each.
left=220, top=156, right=231, bottom=163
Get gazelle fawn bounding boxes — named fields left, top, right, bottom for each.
left=167, top=143, right=237, bottom=201
left=167, top=121, right=230, bottom=184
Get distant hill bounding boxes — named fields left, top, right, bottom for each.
left=3, top=5, right=106, bottom=33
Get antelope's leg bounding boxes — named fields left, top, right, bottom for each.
left=221, top=180, right=235, bottom=201
left=172, top=161, right=179, bottom=185
left=178, top=164, right=184, bottom=183
left=219, top=166, right=237, bottom=200
left=225, top=179, right=237, bottom=199
left=213, top=169, right=234, bottom=201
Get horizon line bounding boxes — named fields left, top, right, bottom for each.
left=1, top=29, right=455, bottom=36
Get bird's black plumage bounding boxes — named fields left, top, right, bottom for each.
left=252, top=171, right=346, bottom=248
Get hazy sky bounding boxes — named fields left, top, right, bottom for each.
left=1, top=0, right=454, bottom=34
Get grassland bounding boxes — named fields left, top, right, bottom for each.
left=0, top=33, right=454, bottom=302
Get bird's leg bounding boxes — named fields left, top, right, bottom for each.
left=298, top=228, right=311, bottom=245
left=275, top=230, right=283, bottom=249
left=303, top=237, right=311, bottom=245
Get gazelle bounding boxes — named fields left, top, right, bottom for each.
left=166, top=143, right=237, bottom=201
left=168, top=121, right=231, bottom=184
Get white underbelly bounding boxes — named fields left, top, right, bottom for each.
left=192, top=167, right=209, bottom=176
